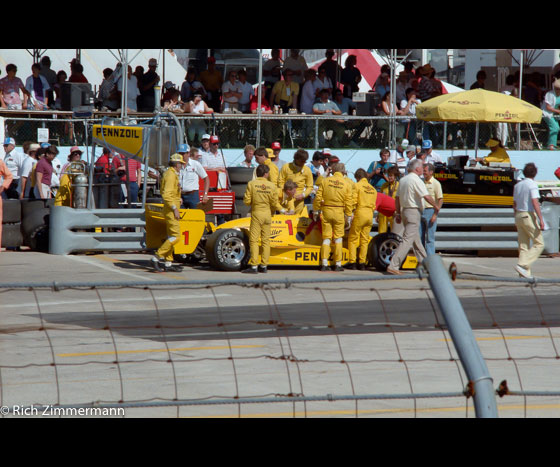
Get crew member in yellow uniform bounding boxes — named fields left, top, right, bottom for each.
left=242, top=164, right=279, bottom=274
left=253, top=147, right=279, bottom=187
left=278, top=180, right=297, bottom=214
left=313, top=162, right=353, bottom=272
left=151, top=153, right=185, bottom=272
left=277, top=149, right=314, bottom=214
left=475, top=138, right=511, bottom=165
left=347, top=168, right=378, bottom=270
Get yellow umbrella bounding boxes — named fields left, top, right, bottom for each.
left=416, top=88, right=542, bottom=123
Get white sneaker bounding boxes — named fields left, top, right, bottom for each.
left=514, top=264, right=531, bottom=278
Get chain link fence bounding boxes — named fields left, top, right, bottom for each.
left=1, top=113, right=550, bottom=150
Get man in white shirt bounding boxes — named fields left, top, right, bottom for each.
left=300, top=69, right=317, bottom=115
left=19, top=143, right=41, bottom=198
left=237, top=70, right=254, bottom=113
left=221, top=70, right=243, bottom=112
left=283, top=49, right=308, bottom=85
left=386, top=159, right=440, bottom=275
left=270, top=141, right=287, bottom=169
left=422, top=139, right=443, bottom=164
left=201, top=135, right=226, bottom=172
left=117, top=65, right=140, bottom=112
left=178, top=143, right=209, bottom=209
left=2, top=137, right=26, bottom=198
left=513, top=163, right=545, bottom=278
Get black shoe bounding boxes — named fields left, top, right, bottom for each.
left=320, top=265, right=330, bottom=272
left=166, top=264, right=183, bottom=272
left=345, top=263, right=357, bottom=270
left=332, top=266, right=344, bottom=272
left=357, top=263, right=366, bottom=271
left=151, top=257, right=166, bottom=272
left=242, top=267, right=258, bottom=274
left=258, top=265, right=268, bottom=273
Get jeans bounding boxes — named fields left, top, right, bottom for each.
left=181, top=190, right=200, bottom=209
left=544, top=117, right=559, bottom=148
left=420, top=208, right=437, bottom=256
left=120, top=181, right=139, bottom=204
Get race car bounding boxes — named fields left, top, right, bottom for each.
left=145, top=203, right=417, bottom=272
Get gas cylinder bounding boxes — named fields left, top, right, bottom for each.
left=72, top=172, right=89, bottom=209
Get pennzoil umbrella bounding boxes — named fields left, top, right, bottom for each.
left=416, top=88, right=543, bottom=155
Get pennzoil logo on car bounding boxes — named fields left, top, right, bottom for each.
left=480, top=174, right=513, bottom=183
left=435, top=172, right=459, bottom=179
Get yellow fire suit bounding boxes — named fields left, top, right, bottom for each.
left=253, top=158, right=279, bottom=186
left=348, top=177, right=377, bottom=264
left=244, top=176, right=279, bottom=267
left=277, top=163, right=314, bottom=214
left=155, top=167, right=182, bottom=262
left=313, top=172, right=353, bottom=264
left=278, top=192, right=296, bottom=213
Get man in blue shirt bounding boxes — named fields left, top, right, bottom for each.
left=367, top=149, right=394, bottom=191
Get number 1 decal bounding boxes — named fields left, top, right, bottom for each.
left=285, top=220, right=293, bottom=235
left=183, top=231, right=189, bottom=245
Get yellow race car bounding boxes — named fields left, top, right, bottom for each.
left=145, top=204, right=417, bottom=272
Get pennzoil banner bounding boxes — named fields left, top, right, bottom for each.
left=92, top=124, right=144, bottom=160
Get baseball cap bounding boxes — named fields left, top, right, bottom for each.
left=329, top=155, right=340, bottom=163
left=29, top=143, right=41, bottom=152
left=201, top=134, right=211, bottom=141
left=209, top=135, right=220, bottom=144
left=164, top=81, right=175, bottom=89
left=400, top=139, right=409, bottom=148
left=271, top=142, right=281, bottom=150
left=177, top=144, right=189, bottom=153
left=207, top=56, right=216, bottom=64
left=406, top=145, right=417, bottom=153
left=322, top=148, right=332, bottom=156
left=41, top=142, right=51, bottom=148
left=3, top=137, right=15, bottom=145
left=422, top=140, right=432, bottom=149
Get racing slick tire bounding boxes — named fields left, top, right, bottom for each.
left=227, top=167, right=253, bottom=184
left=205, top=228, right=250, bottom=271
left=368, top=232, right=403, bottom=271
left=2, top=199, right=22, bottom=224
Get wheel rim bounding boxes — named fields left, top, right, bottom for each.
left=378, top=238, right=400, bottom=265
left=220, top=237, right=246, bottom=266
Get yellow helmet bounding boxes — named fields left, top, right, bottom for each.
left=266, top=148, right=275, bottom=159
left=170, top=153, right=184, bottom=163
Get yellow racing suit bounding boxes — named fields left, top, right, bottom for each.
left=155, top=167, right=182, bottom=262
left=244, top=176, right=279, bottom=267
left=348, top=177, right=377, bottom=264
left=277, top=163, right=314, bottom=214
left=312, top=172, right=353, bottom=264
left=253, top=158, right=279, bottom=186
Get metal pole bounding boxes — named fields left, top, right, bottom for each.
left=257, top=48, right=263, bottom=148
left=423, top=254, right=498, bottom=418
left=517, top=50, right=524, bottom=150
left=121, top=49, right=129, bottom=122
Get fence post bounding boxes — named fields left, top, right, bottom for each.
left=423, top=254, right=498, bottom=418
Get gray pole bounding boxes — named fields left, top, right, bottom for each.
left=517, top=50, right=524, bottom=151
left=423, top=254, right=498, bottom=418
left=257, top=49, right=263, bottom=148
left=121, top=49, right=129, bottom=122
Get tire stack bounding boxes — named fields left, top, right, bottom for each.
left=1, top=199, right=23, bottom=249
left=227, top=167, right=253, bottom=218
left=20, top=199, right=53, bottom=252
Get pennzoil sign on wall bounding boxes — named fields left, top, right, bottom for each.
left=92, top=124, right=144, bottom=160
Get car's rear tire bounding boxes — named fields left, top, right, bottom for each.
left=205, top=228, right=249, bottom=271
left=368, top=232, right=403, bottom=271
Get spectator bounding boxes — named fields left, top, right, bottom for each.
left=199, top=56, right=223, bottom=113
left=522, top=72, right=543, bottom=109
left=53, top=70, right=67, bottom=110
left=513, top=163, right=545, bottom=279
left=374, top=72, right=391, bottom=99
left=404, top=145, right=418, bottom=172
left=113, top=151, right=142, bottom=205
left=341, top=55, right=362, bottom=99
left=188, top=147, right=202, bottom=162
left=179, top=143, right=209, bottom=209
left=470, top=69, right=486, bottom=90
left=541, top=79, right=560, bottom=150
left=138, top=58, right=160, bottom=112
left=333, top=88, right=356, bottom=115
left=262, top=49, right=283, bottom=103
left=35, top=145, right=59, bottom=199
left=61, top=146, right=83, bottom=175
left=417, top=64, right=442, bottom=102
left=117, top=65, right=140, bottom=112
left=377, top=165, right=400, bottom=233
left=185, top=93, right=212, bottom=145
left=98, top=67, right=119, bottom=111
left=236, top=145, right=257, bottom=168
left=314, top=66, right=333, bottom=99
left=378, top=92, right=399, bottom=143
left=161, top=81, right=178, bottom=105
left=322, top=49, right=343, bottom=91
left=367, top=148, right=394, bottom=192
left=421, top=163, right=443, bottom=256
left=237, top=70, right=254, bottom=113
left=19, top=142, right=40, bottom=199
left=39, top=56, right=57, bottom=108
left=0, top=160, right=14, bottom=247
left=421, top=140, right=444, bottom=164
left=250, top=86, right=277, bottom=144
left=201, top=135, right=226, bottom=173
left=396, top=71, right=411, bottom=104
left=283, top=49, right=308, bottom=85
left=390, top=139, right=409, bottom=173
left=162, top=88, right=185, bottom=113
left=399, top=87, right=421, bottom=145
left=198, top=134, right=212, bottom=161
left=221, top=70, right=243, bottom=112
left=270, top=141, right=287, bottom=169
left=386, top=159, right=440, bottom=275
left=300, top=69, right=318, bottom=115
left=0, top=64, right=30, bottom=109
left=2, top=137, right=26, bottom=198
left=307, top=151, right=327, bottom=179
left=270, top=70, right=299, bottom=113
left=181, top=68, right=206, bottom=102
left=68, top=59, right=88, bottom=83
left=25, top=63, right=51, bottom=110
left=313, top=88, right=344, bottom=147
